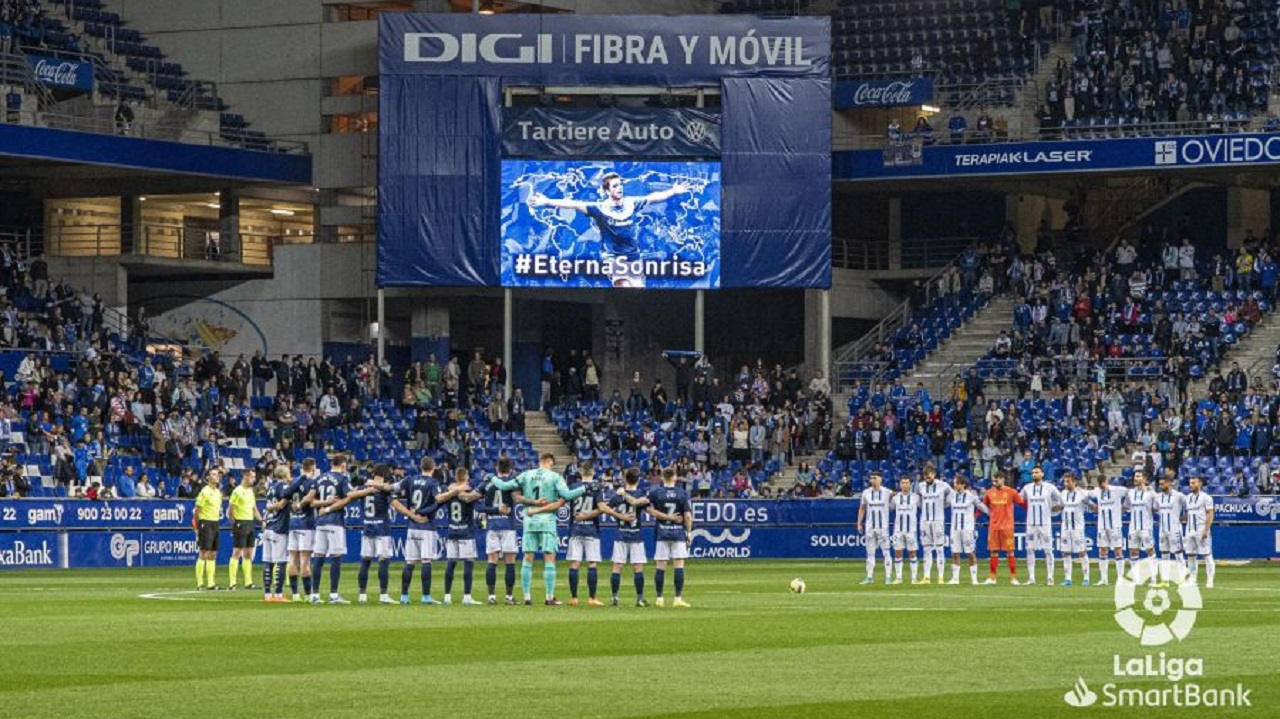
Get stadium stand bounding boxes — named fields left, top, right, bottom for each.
left=0, top=0, right=274, bottom=149
left=539, top=355, right=834, bottom=498
left=827, top=0, right=1054, bottom=82
left=1046, top=0, right=1277, bottom=136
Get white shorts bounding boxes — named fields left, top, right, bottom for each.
left=950, top=529, right=975, bottom=555
left=611, top=540, right=647, bottom=565
left=864, top=529, right=891, bottom=551
left=920, top=521, right=946, bottom=548
left=404, top=527, right=441, bottom=563
left=286, top=528, right=314, bottom=553
left=1158, top=528, right=1184, bottom=554
left=567, top=536, right=602, bottom=563
left=1183, top=532, right=1212, bottom=556
left=1097, top=529, right=1126, bottom=550
left=313, top=525, right=347, bottom=557
left=445, top=538, right=477, bottom=561
left=360, top=535, right=394, bottom=560
left=1025, top=525, right=1054, bottom=551
left=1058, top=529, right=1085, bottom=555
left=1128, top=530, right=1154, bottom=552
left=892, top=532, right=918, bottom=552
left=485, top=530, right=518, bottom=556
left=654, top=539, right=689, bottom=562
left=262, top=530, right=288, bottom=563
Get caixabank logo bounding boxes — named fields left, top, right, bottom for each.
left=1062, top=562, right=1252, bottom=709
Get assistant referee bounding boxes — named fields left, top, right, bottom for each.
left=227, top=469, right=263, bottom=590
left=194, top=470, right=224, bottom=590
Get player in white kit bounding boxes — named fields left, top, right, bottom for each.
left=1183, top=477, right=1216, bottom=588
left=891, top=478, right=921, bottom=584
left=915, top=468, right=953, bottom=583
left=1058, top=472, right=1091, bottom=586
left=857, top=472, right=893, bottom=585
left=1155, top=474, right=1188, bottom=585
left=1125, top=470, right=1158, bottom=583
left=947, top=475, right=988, bottom=585
left=1088, top=474, right=1128, bottom=586
left=1020, top=466, right=1062, bottom=586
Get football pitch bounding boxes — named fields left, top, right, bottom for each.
left=4, top=561, right=1277, bottom=719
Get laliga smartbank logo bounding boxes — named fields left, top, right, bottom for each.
left=1114, top=559, right=1199, bottom=645
left=1062, top=561, right=1252, bottom=709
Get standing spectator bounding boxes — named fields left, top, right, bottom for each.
left=507, top=387, right=526, bottom=432
left=29, top=252, right=47, bottom=299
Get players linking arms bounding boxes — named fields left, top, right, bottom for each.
left=491, top=453, right=585, bottom=606
left=624, top=468, right=694, bottom=608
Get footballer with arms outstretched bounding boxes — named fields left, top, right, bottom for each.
left=529, top=172, right=691, bottom=288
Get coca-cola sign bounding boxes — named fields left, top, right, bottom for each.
left=835, top=78, right=933, bottom=108
left=26, top=54, right=94, bottom=91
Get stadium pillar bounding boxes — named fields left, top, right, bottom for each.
left=376, top=289, right=386, bottom=368
left=218, top=188, right=240, bottom=262
left=119, top=195, right=141, bottom=255
left=694, top=290, right=705, bottom=354
left=803, top=289, right=831, bottom=384
left=887, top=197, right=902, bottom=270
left=504, top=288, right=513, bottom=398
left=1227, top=187, right=1270, bottom=247
left=819, top=290, right=831, bottom=383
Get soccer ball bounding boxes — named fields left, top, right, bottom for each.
left=789, top=578, right=806, bottom=594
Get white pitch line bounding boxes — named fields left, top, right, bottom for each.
left=139, top=590, right=252, bottom=602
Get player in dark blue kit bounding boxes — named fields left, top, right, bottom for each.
left=260, top=466, right=292, bottom=602
left=628, top=467, right=693, bottom=608
left=477, top=457, right=520, bottom=605
left=319, top=463, right=398, bottom=604
left=306, top=454, right=355, bottom=604
left=530, top=172, right=691, bottom=288
left=442, top=467, right=483, bottom=606
left=396, top=457, right=461, bottom=605
left=567, top=461, right=633, bottom=607
left=283, top=458, right=320, bottom=601
left=608, top=467, right=648, bottom=607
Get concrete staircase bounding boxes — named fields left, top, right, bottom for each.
left=1018, top=37, right=1073, bottom=133
left=521, top=414, right=576, bottom=471
left=1191, top=311, right=1280, bottom=395
left=905, top=295, right=1017, bottom=396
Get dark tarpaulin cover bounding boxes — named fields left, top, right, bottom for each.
left=377, top=75, right=502, bottom=287
left=720, top=77, right=831, bottom=289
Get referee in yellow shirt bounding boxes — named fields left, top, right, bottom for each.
left=228, top=469, right=263, bottom=590
left=194, top=470, right=224, bottom=590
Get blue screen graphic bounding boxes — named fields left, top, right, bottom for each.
left=500, top=160, right=721, bottom=289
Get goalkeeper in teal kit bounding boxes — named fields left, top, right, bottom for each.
left=492, top=453, right=585, bottom=605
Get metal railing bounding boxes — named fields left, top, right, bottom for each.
left=833, top=236, right=973, bottom=271
left=832, top=249, right=975, bottom=391
left=835, top=116, right=1273, bottom=151
left=960, top=356, right=1177, bottom=392
left=46, top=223, right=275, bottom=267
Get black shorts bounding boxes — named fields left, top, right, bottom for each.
left=233, top=520, right=256, bottom=549
left=197, top=520, right=220, bottom=551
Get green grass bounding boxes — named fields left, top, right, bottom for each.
left=3, top=561, right=1278, bottom=718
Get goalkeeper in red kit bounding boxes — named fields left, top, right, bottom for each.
left=982, top=472, right=1026, bottom=585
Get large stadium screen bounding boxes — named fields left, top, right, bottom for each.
left=499, top=159, right=721, bottom=290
